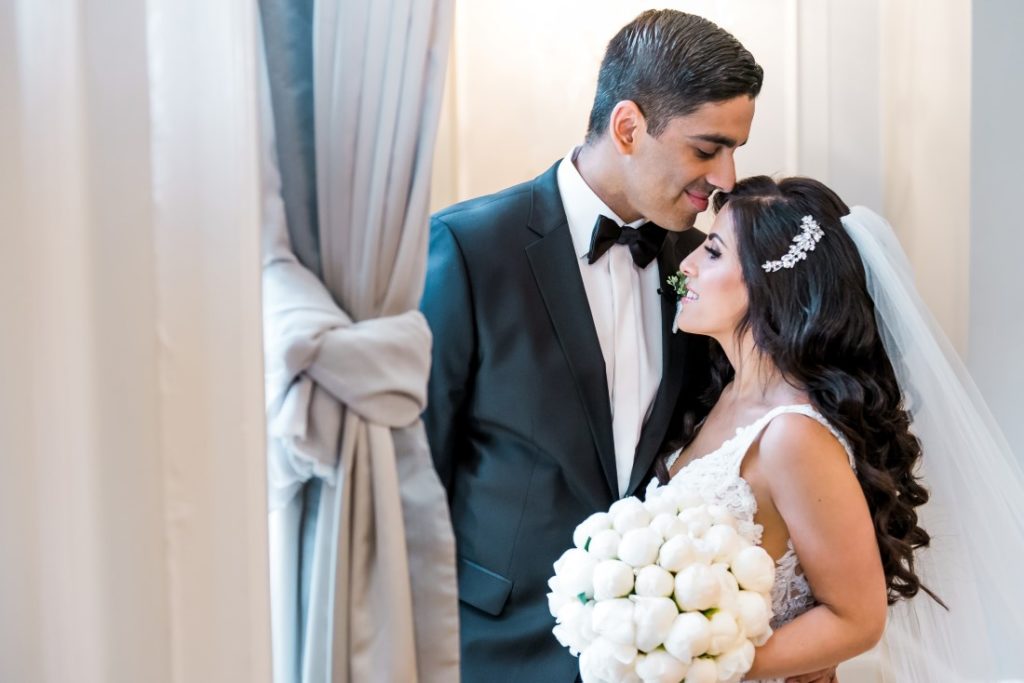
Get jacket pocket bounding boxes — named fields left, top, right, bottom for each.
left=457, top=556, right=514, bottom=616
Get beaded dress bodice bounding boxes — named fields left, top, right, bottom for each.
left=665, top=404, right=856, bottom=681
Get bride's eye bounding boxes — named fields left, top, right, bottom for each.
left=704, top=245, right=722, bottom=260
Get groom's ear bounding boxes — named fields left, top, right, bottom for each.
left=609, top=100, right=646, bottom=155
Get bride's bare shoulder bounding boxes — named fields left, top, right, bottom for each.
left=750, top=412, right=865, bottom=526
left=754, top=412, right=851, bottom=476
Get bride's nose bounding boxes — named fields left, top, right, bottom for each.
left=679, top=253, right=697, bottom=278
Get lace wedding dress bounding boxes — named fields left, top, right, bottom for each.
left=665, top=403, right=855, bottom=683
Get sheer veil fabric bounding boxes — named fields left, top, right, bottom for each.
left=842, top=207, right=1024, bottom=682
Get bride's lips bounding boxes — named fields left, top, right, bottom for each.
left=685, top=191, right=709, bottom=212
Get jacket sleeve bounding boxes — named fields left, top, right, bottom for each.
left=420, top=216, right=477, bottom=494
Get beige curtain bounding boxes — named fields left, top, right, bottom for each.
left=262, top=0, right=458, bottom=681
left=2, top=1, right=271, bottom=682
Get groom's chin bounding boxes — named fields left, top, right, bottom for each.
left=657, top=209, right=700, bottom=232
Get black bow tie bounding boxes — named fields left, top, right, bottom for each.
left=587, top=215, right=667, bottom=268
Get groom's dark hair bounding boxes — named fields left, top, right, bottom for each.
left=586, top=10, right=763, bottom=142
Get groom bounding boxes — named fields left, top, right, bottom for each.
left=423, top=10, right=763, bottom=682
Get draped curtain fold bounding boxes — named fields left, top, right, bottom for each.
left=260, top=1, right=458, bottom=681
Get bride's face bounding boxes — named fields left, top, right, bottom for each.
left=675, top=207, right=749, bottom=339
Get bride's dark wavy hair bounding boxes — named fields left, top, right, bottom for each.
left=659, top=175, right=937, bottom=606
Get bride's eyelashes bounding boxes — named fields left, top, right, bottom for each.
left=704, top=245, right=722, bottom=260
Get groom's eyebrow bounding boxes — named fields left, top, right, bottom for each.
left=690, top=134, right=746, bottom=148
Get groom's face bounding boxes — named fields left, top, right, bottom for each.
left=623, top=96, right=755, bottom=231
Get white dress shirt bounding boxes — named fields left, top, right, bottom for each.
left=556, top=149, right=663, bottom=496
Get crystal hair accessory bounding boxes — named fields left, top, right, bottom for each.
left=761, top=215, right=825, bottom=272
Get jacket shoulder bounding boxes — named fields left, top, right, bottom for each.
left=431, top=160, right=561, bottom=239
left=432, top=179, right=533, bottom=232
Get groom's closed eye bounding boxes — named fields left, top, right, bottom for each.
left=694, top=147, right=719, bottom=160
left=689, top=133, right=747, bottom=149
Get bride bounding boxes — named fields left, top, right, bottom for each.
left=656, top=175, right=1024, bottom=682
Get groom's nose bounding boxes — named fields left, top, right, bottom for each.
left=707, top=151, right=738, bottom=193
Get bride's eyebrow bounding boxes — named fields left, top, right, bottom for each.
left=708, top=233, right=728, bottom=248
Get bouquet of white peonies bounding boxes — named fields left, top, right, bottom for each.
left=547, top=480, right=777, bottom=683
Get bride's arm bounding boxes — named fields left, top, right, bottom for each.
left=742, top=415, right=887, bottom=680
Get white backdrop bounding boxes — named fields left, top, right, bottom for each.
left=968, top=0, right=1024, bottom=465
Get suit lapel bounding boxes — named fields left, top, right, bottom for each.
left=525, top=165, right=618, bottom=503
left=626, top=230, right=704, bottom=495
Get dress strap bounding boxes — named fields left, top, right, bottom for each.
left=726, top=404, right=857, bottom=474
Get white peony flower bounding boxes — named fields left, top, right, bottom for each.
left=663, top=612, right=712, bottom=664
left=580, top=636, right=640, bottom=683
left=705, top=504, right=736, bottom=529
left=552, top=548, right=571, bottom=575
left=632, top=596, right=679, bottom=653
left=674, top=564, right=721, bottom=612
left=555, top=547, right=600, bottom=598
left=751, top=624, right=773, bottom=648
left=552, top=622, right=580, bottom=656
left=592, top=598, right=637, bottom=646
left=658, top=535, right=697, bottom=573
left=547, top=585, right=572, bottom=617
left=706, top=610, right=741, bottom=656
left=699, top=524, right=743, bottom=563
left=593, top=559, right=635, bottom=600
left=555, top=597, right=585, bottom=624
left=650, top=512, right=687, bottom=541
left=634, top=565, right=675, bottom=598
left=589, top=528, right=623, bottom=561
left=677, top=507, right=713, bottom=539
left=644, top=477, right=664, bottom=499
left=635, top=648, right=690, bottom=683
left=711, top=563, right=739, bottom=594
left=611, top=497, right=653, bottom=534
left=730, top=546, right=775, bottom=593
left=553, top=600, right=596, bottom=656
left=620, top=527, right=663, bottom=568
left=683, top=656, right=718, bottom=683
left=672, top=488, right=706, bottom=511
left=644, top=489, right=681, bottom=518
left=715, top=640, right=755, bottom=683
left=735, top=520, right=762, bottom=545
left=735, top=590, right=772, bottom=641
left=574, top=511, right=613, bottom=549
left=609, top=496, right=645, bottom=517
left=709, top=563, right=740, bottom=614
left=690, top=542, right=715, bottom=566
left=553, top=625, right=587, bottom=658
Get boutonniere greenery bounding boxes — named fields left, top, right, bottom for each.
left=666, top=272, right=688, bottom=335
left=665, top=272, right=688, bottom=300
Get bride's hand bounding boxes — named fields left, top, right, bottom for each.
left=784, top=666, right=838, bottom=683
